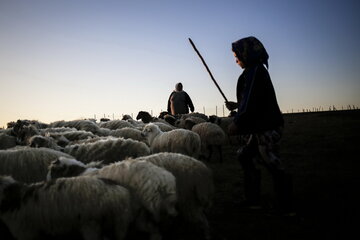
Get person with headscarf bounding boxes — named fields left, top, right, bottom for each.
left=167, top=82, right=195, bottom=115
left=226, top=36, right=294, bottom=215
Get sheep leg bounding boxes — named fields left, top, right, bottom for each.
left=80, top=222, right=102, bottom=240
left=113, top=218, right=129, bottom=240
left=187, top=209, right=212, bottom=240
left=207, top=145, right=213, bottom=162
left=218, top=145, right=223, bottom=163
left=13, top=230, right=39, bottom=240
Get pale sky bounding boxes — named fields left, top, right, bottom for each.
left=1, top=0, right=360, bottom=128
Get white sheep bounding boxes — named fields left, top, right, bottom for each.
left=175, top=115, right=206, bottom=129
left=141, top=123, right=201, bottom=158
left=64, top=136, right=151, bottom=164
left=48, top=129, right=96, bottom=142
left=40, top=127, right=77, bottom=133
left=152, top=122, right=176, bottom=132
left=46, top=156, right=101, bottom=180
left=0, top=133, right=16, bottom=150
left=49, top=119, right=102, bottom=135
left=28, top=134, right=62, bottom=151
left=189, top=121, right=226, bottom=162
left=209, top=115, right=241, bottom=145
left=122, top=114, right=146, bottom=129
left=136, top=111, right=175, bottom=127
left=181, top=112, right=209, bottom=121
left=0, top=147, right=73, bottom=183
left=12, top=122, right=40, bottom=145
left=130, top=152, right=215, bottom=239
left=0, top=175, right=133, bottom=240
left=109, top=127, right=147, bottom=144
left=99, top=120, right=135, bottom=130
left=47, top=157, right=178, bottom=240
left=92, top=160, right=177, bottom=222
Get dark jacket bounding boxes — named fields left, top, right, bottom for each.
left=234, top=64, right=284, bottom=134
left=167, top=91, right=194, bottom=115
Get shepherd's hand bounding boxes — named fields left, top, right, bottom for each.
left=225, top=101, right=238, bottom=111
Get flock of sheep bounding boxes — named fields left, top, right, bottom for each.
left=0, top=111, right=234, bottom=240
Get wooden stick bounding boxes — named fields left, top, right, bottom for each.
left=188, top=38, right=228, bottom=102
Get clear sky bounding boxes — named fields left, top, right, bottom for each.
left=1, top=0, right=359, bottom=128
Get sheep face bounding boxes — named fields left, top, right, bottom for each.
left=141, top=124, right=161, bottom=145
left=47, top=157, right=86, bottom=180
left=0, top=176, right=16, bottom=202
left=12, top=121, right=39, bottom=145
left=136, top=111, right=152, bottom=123
left=161, top=191, right=178, bottom=218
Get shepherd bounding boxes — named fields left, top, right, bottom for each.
left=167, top=82, right=195, bottom=115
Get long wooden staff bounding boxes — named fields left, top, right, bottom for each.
left=188, top=38, right=228, bottom=103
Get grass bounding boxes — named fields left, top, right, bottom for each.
left=205, top=110, right=360, bottom=240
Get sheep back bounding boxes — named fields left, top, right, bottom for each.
left=0, top=147, right=73, bottom=183
left=94, top=159, right=177, bottom=221
left=49, top=120, right=101, bottom=135
left=109, top=127, right=147, bottom=143
left=191, top=122, right=226, bottom=147
left=64, top=137, right=150, bottom=164
left=152, top=129, right=201, bottom=158
left=134, top=152, right=214, bottom=212
left=0, top=133, right=16, bottom=150
left=0, top=175, right=132, bottom=240
left=99, top=120, right=134, bottom=130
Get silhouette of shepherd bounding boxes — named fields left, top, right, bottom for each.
left=167, top=82, right=194, bottom=115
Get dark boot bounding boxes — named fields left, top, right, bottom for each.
left=273, top=170, right=294, bottom=214
left=243, top=168, right=261, bottom=204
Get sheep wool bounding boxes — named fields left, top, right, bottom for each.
left=0, top=133, right=16, bottom=150
left=0, top=147, right=73, bottom=183
left=46, top=156, right=177, bottom=240
left=109, top=127, right=147, bottom=143
left=28, top=135, right=62, bottom=151
left=99, top=120, right=135, bottom=130
left=191, top=122, right=226, bottom=162
left=47, top=156, right=100, bottom=180
left=152, top=122, right=176, bottom=132
left=142, top=123, right=201, bottom=158
left=64, top=136, right=151, bottom=164
left=49, top=130, right=96, bottom=142
left=49, top=120, right=101, bottom=135
left=93, top=159, right=178, bottom=222
left=0, top=175, right=132, bottom=240
left=131, top=152, right=214, bottom=238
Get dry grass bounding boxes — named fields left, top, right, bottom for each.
left=205, top=110, right=360, bottom=240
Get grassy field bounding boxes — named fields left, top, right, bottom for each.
left=206, top=110, right=360, bottom=240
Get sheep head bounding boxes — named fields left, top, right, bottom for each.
left=136, top=111, right=152, bottom=123
left=141, top=123, right=161, bottom=146
left=47, top=157, right=87, bottom=180
left=0, top=175, right=16, bottom=203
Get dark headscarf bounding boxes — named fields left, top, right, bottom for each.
left=232, top=36, right=269, bottom=69
left=175, top=82, right=183, bottom=91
